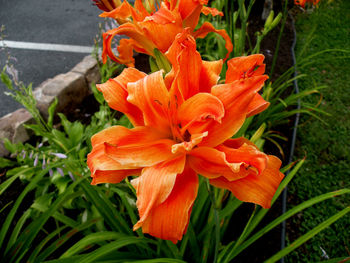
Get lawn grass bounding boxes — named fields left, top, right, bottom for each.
left=286, top=0, right=350, bottom=262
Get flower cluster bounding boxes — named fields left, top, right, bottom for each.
left=294, top=0, right=320, bottom=8
left=88, top=21, right=284, bottom=242
left=96, top=0, right=232, bottom=66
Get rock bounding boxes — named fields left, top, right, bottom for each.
left=71, top=55, right=101, bottom=88
left=34, top=71, right=89, bottom=119
left=0, top=108, right=34, bottom=157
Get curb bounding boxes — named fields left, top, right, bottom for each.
left=0, top=55, right=100, bottom=157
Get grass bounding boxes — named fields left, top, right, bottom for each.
left=286, top=0, right=350, bottom=262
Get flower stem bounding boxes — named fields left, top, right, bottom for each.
left=206, top=179, right=220, bottom=263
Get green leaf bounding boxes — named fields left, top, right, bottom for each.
left=48, top=98, right=58, bottom=129
left=315, top=257, right=350, bottom=263
left=3, top=137, right=16, bottom=153
left=27, top=225, right=69, bottom=263
left=72, top=237, right=154, bottom=263
left=33, top=218, right=100, bottom=262
left=265, top=206, right=350, bottom=263
left=0, top=169, right=46, bottom=251
left=125, top=259, right=187, bottom=263
left=80, top=181, right=132, bottom=234
left=0, top=157, right=16, bottom=168
left=225, top=189, right=350, bottom=261
left=60, top=231, right=126, bottom=258
left=4, top=176, right=84, bottom=263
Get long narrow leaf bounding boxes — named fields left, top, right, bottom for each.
left=265, top=206, right=350, bottom=263
left=228, top=189, right=350, bottom=261
left=33, top=218, right=101, bottom=262
left=73, top=237, right=154, bottom=263
left=60, top=231, right=126, bottom=258
left=5, top=176, right=84, bottom=263
left=80, top=181, right=131, bottom=234
left=27, top=225, right=69, bottom=263
left=5, top=209, right=32, bottom=254
left=0, top=169, right=46, bottom=250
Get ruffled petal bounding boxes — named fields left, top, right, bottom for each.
left=177, top=92, right=224, bottom=135
left=99, top=0, right=132, bottom=22
left=133, top=0, right=150, bottom=21
left=102, top=23, right=155, bottom=64
left=247, top=93, right=270, bottom=117
left=216, top=138, right=268, bottom=175
left=132, top=155, right=186, bottom=230
left=139, top=4, right=183, bottom=52
left=210, top=155, right=284, bottom=208
left=178, top=0, right=207, bottom=21
left=165, top=29, right=202, bottom=104
left=188, top=147, right=244, bottom=180
left=127, top=70, right=172, bottom=135
left=193, top=22, right=233, bottom=60
left=91, top=125, right=165, bottom=148
left=88, top=126, right=167, bottom=177
left=200, top=75, right=268, bottom=147
left=97, top=68, right=146, bottom=126
left=171, top=132, right=208, bottom=154
left=225, top=54, right=266, bottom=83
left=104, top=138, right=177, bottom=168
left=93, top=0, right=122, bottom=12
left=134, top=165, right=198, bottom=243
left=91, top=169, right=141, bottom=185
left=199, top=60, right=223, bottom=93
left=201, top=6, right=223, bottom=16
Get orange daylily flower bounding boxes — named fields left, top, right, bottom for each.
left=99, top=0, right=232, bottom=66
left=294, top=0, right=320, bottom=8
left=87, top=30, right=284, bottom=243
left=93, top=0, right=122, bottom=12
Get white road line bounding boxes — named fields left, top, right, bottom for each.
left=0, top=40, right=96, bottom=53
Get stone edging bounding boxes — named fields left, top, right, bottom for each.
left=0, top=55, right=100, bottom=157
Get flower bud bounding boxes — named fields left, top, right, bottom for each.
left=271, top=13, right=282, bottom=30
left=264, top=10, right=274, bottom=29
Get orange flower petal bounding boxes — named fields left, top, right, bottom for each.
left=102, top=23, right=155, bottom=64
left=177, top=92, right=224, bottom=135
left=210, top=155, right=284, bottom=208
left=134, top=165, right=198, bottom=243
left=117, top=38, right=149, bottom=67
left=165, top=30, right=202, bottom=103
left=132, top=155, right=186, bottom=230
left=225, top=54, right=266, bottom=82
left=172, top=132, right=208, bottom=154
left=99, top=0, right=132, bottom=21
left=91, top=169, right=141, bottom=185
left=133, top=0, right=150, bottom=21
left=182, top=3, right=203, bottom=30
left=88, top=126, right=167, bottom=175
left=216, top=139, right=268, bottom=175
left=127, top=71, right=172, bottom=135
left=88, top=143, right=123, bottom=174
left=200, top=75, right=268, bottom=147
left=104, top=138, right=177, bottom=168
left=91, top=125, right=165, bottom=148
left=139, top=3, right=183, bottom=52
left=178, top=0, right=208, bottom=20
left=188, top=147, right=243, bottom=180
left=193, top=22, right=233, bottom=60
left=199, top=60, right=223, bottom=93
left=97, top=68, right=146, bottom=126
left=247, top=93, right=270, bottom=117
left=201, top=6, right=223, bottom=16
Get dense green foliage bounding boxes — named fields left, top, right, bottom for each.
left=287, top=0, right=350, bottom=261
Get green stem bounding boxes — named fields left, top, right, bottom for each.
left=206, top=179, right=220, bottom=263
left=269, top=0, right=288, bottom=79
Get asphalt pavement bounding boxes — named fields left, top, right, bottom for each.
left=0, top=0, right=105, bottom=117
